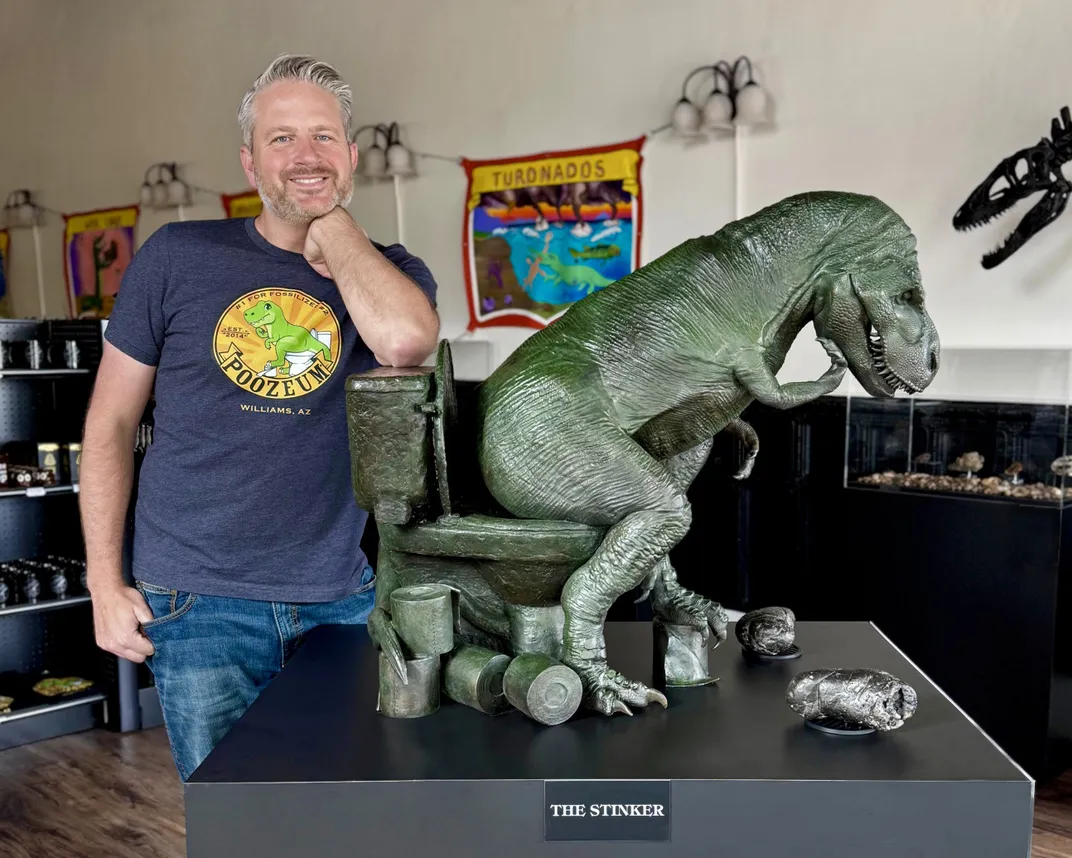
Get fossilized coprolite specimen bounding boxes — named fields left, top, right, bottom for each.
left=786, top=668, right=918, bottom=731
left=735, top=606, right=796, bottom=655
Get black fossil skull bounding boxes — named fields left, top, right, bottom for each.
left=953, top=106, right=1072, bottom=269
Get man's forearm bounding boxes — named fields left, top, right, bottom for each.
left=318, top=224, right=439, bottom=366
left=79, top=418, right=136, bottom=594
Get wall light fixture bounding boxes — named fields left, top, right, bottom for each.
left=140, top=163, right=190, bottom=209
left=671, top=56, right=770, bottom=138
left=2, top=190, right=42, bottom=229
left=353, top=123, right=415, bottom=179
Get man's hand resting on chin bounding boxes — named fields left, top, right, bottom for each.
left=300, top=205, right=439, bottom=367
left=303, top=207, right=369, bottom=279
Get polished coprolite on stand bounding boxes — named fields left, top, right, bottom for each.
left=185, top=621, right=1034, bottom=858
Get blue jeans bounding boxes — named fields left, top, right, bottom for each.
left=134, top=564, right=376, bottom=781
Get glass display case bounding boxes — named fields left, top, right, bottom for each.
left=844, top=347, right=1071, bottom=505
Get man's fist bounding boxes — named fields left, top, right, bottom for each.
left=92, top=584, right=156, bottom=663
left=303, top=207, right=369, bottom=279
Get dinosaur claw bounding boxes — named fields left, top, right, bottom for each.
left=654, top=586, right=729, bottom=649
left=578, top=663, right=666, bottom=716
left=733, top=458, right=755, bottom=480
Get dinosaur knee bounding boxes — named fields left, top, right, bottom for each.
left=662, top=497, right=692, bottom=540
left=633, top=496, right=691, bottom=546
left=660, top=490, right=690, bottom=515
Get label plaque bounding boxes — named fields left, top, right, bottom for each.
left=544, top=780, right=670, bottom=841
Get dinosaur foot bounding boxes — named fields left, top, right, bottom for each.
left=654, top=589, right=729, bottom=648
left=576, top=663, right=668, bottom=716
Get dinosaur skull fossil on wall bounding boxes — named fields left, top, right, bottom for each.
left=953, top=106, right=1072, bottom=268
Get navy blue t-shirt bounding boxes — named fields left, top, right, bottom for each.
left=104, top=216, right=437, bottom=602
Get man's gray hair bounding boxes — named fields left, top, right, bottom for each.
left=237, top=54, right=352, bottom=148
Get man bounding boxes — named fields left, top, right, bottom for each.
left=79, top=54, right=440, bottom=781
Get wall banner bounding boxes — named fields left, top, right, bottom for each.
left=63, top=206, right=139, bottom=318
left=461, top=136, right=644, bottom=330
left=221, top=189, right=263, bottom=219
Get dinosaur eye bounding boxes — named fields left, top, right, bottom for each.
left=900, top=289, right=915, bottom=303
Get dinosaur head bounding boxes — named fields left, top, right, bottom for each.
left=952, top=107, right=1072, bottom=269
left=810, top=195, right=940, bottom=397
left=244, top=301, right=280, bottom=328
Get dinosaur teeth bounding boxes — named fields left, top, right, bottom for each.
left=866, top=326, right=919, bottom=393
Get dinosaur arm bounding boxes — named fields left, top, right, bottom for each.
left=726, top=417, right=759, bottom=479
left=633, top=393, right=727, bottom=460
left=732, top=339, right=846, bottom=409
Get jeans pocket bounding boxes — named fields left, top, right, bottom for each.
left=135, top=580, right=198, bottom=630
left=354, top=564, right=376, bottom=594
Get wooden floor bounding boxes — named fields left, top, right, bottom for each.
left=1038, top=772, right=1072, bottom=858
left=0, top=728, right=184, bottom=858
left=0, top=727, right=1069, bottom=857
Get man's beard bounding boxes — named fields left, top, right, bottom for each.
left=253, top=162, right=354, bottom=224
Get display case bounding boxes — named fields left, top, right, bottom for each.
left=0, top=317, right=115, bottom=750
left=845, top=347, right=1071, bottom=505
left=820, top=347, right=1072, bottom=779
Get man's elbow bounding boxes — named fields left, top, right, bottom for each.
left=376, top=322, right=440, bottom=367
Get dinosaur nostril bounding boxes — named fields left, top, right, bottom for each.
left=929, top=348, right=939, bottom=374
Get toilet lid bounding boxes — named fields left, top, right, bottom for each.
left=432, top=339, right=456, bottom=516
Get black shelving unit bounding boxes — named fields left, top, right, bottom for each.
left=0, top=316, right=120, bottom=750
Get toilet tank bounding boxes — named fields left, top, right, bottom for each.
left=345, top=366, right=435, bottom=525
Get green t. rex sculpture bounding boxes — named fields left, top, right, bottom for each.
left=347, top=190, right=941, bottom=721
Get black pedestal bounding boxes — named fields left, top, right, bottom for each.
left=185, top=621, right=1033, bottom=857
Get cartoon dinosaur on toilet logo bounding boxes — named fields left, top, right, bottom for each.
left=214, top=288, right=341, bottom=400
left=243, top=299, right=332, bottom=376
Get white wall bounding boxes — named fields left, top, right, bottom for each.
left=2, top=0, right=1071, bottom=391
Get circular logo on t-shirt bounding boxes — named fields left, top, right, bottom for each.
left=213, top=288, right=341, bottom=399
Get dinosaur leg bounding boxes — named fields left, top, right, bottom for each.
left=635, top=437, right=711, bottom=602
left=726, top=417, right=759, bottom=479
left=313, top=337, right=331, bottom=362
left=561, top=498, right=686, bottom=715
left=632, top=438, right=729, bottom=646
left=480, top=376, right=694, bottom=714
left=267, top=340, right=291, bottom=370
left=561, top=448, right=691, bottom=714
